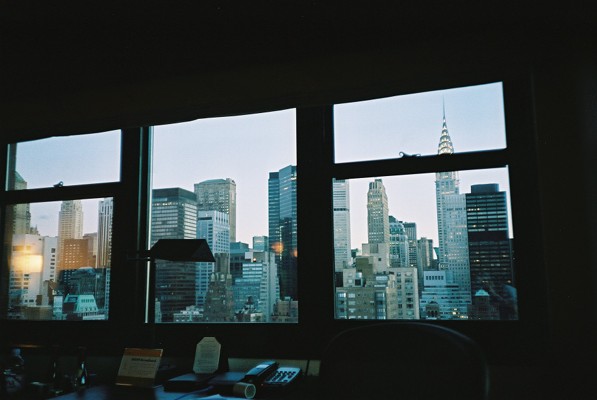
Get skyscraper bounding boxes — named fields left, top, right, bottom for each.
left=194, top=178, right=237, bottom=242
left=333, top=179, right=352, bottom=271
left=11, top=171, right=31, bottom=235
left=367, top=179, right=389, bottom=245
left=389, top=217, right=409, bottom=268
left=196, top=210, right=230, bottom=308
left=57, top=200, right=84, bottom=272
left=434, top=107, right=471, bottom=303
left=268, top=165, right=297, bottom=300
left=97, top=198, right=113, bottom=268
left=203, top=253, right=235, bottom=322
left=466, top=183, right=516, bottom=319
left=150, top=188, right=198, bottom=322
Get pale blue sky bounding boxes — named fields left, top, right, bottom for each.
left=18, top=82, right=511, bottom=251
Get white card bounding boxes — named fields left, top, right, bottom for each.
left=193, top=337, right=222, bottom=374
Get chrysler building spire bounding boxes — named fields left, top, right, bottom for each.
left=437, top=100, right=454, bottom=155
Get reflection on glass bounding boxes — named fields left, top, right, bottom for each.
left=151, top=110, right=297, bottom=323
left=4, top=198, right=113, bottom=320
left=8, top=131, right=121, bottom=190
left=334, top=82, right=507, bottom=163
left=333, top=168, right=517, bottom=321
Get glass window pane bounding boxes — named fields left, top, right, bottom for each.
left=151, top=109, right=297, bottom=324
left=3, top=198, right=113, bottom=320
left=334, top=82, right=507, bottom=163
left=333, top=167, right=517, bottom=321
left=7, top=131, right=121, bottom=190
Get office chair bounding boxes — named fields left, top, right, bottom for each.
left=318, top=322, right=490, bottom=400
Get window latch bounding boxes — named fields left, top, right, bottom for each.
left=53, top=181, right=64, bottom=188
left=399, top=152, right=421, bottom=158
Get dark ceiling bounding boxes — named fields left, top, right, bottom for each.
left=1, top=2, right=594, bottom=139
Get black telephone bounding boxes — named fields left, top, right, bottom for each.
left=242, top=360, right=302, bottom=394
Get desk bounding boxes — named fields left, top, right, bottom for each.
left=50, top=379, right=318, bottom=400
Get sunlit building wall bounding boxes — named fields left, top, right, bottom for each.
left=9, top=234, right=44, bottom=312
left=57, top=200, right=84, bottom=272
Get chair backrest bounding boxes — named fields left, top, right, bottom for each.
left=318, top=322, right=490, bottom=400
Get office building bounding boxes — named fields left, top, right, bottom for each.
left=83, top=232, right=97, bottom=269
left=150, top=188, right=198, bottom=322
left=8, top=234, right=45, bottom=316
left=252, top=236, right=268, bottom=252
left=466, top=183, right=515, bottom=319
left=468, top=289, right=500, bottom=320
left=389, top=217, right=409, bottom=268
left=57, top=200, right=84, bottom=272
left=434, top=108, right=471, bottom=303
left=419, top=270, right=471, bottom=320
left=268, top=165, right=298, bottom=301
left=61, top=238, right=92, bottom=271
left=333, top=179, right=352, bottom=271
left=233, top=250, right=280, bottom=322
left=97, top=198, right=113, bottom=268
left=11, top=171, right=31, bottom=235
left=203, top=253, right=235, bottom=322
left=230, top=241, right=251, bottom=281
left=367, top=179, right=390, bottom=245
left=194, top=178, right=237, bottom=242
left=403, top=222, right=419, bottom=269
left=197, top=210, right=230, bottom=308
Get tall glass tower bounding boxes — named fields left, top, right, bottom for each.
left=333, top=179, right=352, bottom=271
left=268, top=165, right=297, bottom=301
left=466, top=183, right=516, bottom=319
left=434, top=106, right=471, bottom=304
left=150, top=188, right=198, bottom=322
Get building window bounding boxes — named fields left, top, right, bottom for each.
left=151, top=109, right=297, bottom=323
left=332, top=82, right=519, bottom=321
left=1, top=131, right=119, bottom=320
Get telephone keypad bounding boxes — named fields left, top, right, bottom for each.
left=264, top=367, right=302, bottom=385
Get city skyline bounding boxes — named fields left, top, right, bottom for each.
left=20, top=82, right=510, bottom=252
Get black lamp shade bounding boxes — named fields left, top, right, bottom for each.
left=149, top=239, right=215, bottom=262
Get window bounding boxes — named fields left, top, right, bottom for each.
left=1, top=132, right=120, bottom=321
left=151, top=110, right=297, bottom=324
left=331, top=82, right=520, bottom=321
left=0, top=77, right=546, bottom=361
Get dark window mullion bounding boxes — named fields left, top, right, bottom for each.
left=109, top=127, right=152, bottom=326
left=2, top=182, right=121, bottom=205
left=332, top=148, right=511, bottom=180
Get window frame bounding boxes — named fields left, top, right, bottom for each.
left=0, top=76, right=548, bottom=364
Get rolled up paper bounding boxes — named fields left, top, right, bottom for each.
left=232, top=382, right=256, bottom=399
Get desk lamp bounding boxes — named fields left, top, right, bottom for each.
left=132, top=239, right=215, bottom=333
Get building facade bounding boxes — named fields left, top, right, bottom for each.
left=150, top=187, right=198, bottom=322
left=333, top=178, right=352, bottom=271
left=268, top=165, right=297, bottom=301
left=434, top=108, right=471, bottom=304
left=466, top=183, right=516, bottom=319
left=194, top=178, right=237, bottom=242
